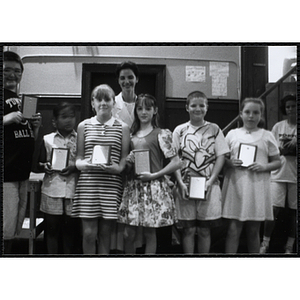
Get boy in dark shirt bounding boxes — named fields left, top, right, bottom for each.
left=3, top=51, right=41, bottom=254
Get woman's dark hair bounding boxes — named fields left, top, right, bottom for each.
left=280, top=94, right=296, bottom=115
left=131, top=94, right=159, bottom=135
left=116, top=61, right=139, bottom=79
left=4, top=51, right=24, bottom=72
left=53, top=102, right=76, bottom=119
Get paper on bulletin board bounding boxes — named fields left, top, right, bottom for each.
left=209, top=62, right=229, bottom=96
left=186, top=66, right=206, bottom=82
left=212, top=76, right=228, bottom=96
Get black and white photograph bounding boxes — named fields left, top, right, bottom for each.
left=2, top=44, right=297, bottom=258
left=1, top=4, right=299, bottom=299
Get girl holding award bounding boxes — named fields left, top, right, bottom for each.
left=72, top=84, right=130, bottom=254
left=222, top=98, right=281, bottom=254
left=38, top=102, right=80, bottom=254
left=118, top=94, right=181, bottom=255
left=172, top=91, right=229, bottom=254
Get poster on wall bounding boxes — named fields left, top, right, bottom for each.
left=209, top=62, right=229, bottom=96
left=186, top=66, right=206, bottom=82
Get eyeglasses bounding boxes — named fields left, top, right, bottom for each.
left=4, top=68, right=23, bottom=75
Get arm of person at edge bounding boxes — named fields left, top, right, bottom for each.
left=4, top=111, right=42, bottom=141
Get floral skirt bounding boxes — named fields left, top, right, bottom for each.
left=118, top=178, right=177, bottom=228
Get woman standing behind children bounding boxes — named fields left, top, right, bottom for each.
left=38, top=102, right=80, bottom=254
left=172, top=91, right=229, bottom=254
left=118, top=94, right=181, bottom=255
left=260, top=95, right=297, bottom=254
left=72, top=84, right=130, bottom=254
left=222, top=98, right=281, bottom=254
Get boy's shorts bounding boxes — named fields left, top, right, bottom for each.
left=173, top=183, right=222, bottom=228
left=40, top=194, right=73, bottom=216
left=3, top=181, right=28, bottom=239
left=271, top=182, right=297, bottom=210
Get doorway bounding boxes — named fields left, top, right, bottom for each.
left=81, top=63, right=166, bottom=125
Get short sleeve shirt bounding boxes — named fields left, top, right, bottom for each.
left=41, top=130, right=78, bottom=198
left=173, top=121, right=229, bottom=179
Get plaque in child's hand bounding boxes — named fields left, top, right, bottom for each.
left=92, top=145, right=111, bottom=165
left=22, top=95, right=38, bottom=119
left=238, top=143, right=257, bottom=167
left=51, top=148, right=69, bottom=171
left=189, top=176, right=206, bottom=200
left=134, top=149, right=151, bottom=174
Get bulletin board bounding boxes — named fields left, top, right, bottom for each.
left=166, top=59, right=239, bottom=100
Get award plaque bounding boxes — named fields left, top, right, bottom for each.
left=134, top=149, right=151, bottom=174
left=51, top=148, right=69, bottom=171
left=189, top=176, right=206, bottom=200
left=238, top=143, right=257, bottom=167
left=92, top=145, right=111, bottom=165
left=22, top=95, right=38, bottom=119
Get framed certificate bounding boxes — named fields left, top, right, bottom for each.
left=92, top=145, right=111, bottom=165
left=51, top=148, right=69, bottom=171
left=189, top=176, right=206, bottom=200
left=22, top=95, right=38, bottom=119
left=134, top=149, right=151, bottom=174
left=238, top=143, right=257, bottom=167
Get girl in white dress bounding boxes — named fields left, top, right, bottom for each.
left=222, top=98, right=281, bottom=254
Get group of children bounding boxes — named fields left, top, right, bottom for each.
left=4, top=53, right=295, bottom=256
left=38, top=81, right=296, bottom=255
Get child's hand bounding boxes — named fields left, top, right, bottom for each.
left=205, top=178, right=214, bottom=194
left=76, top=158, right=97, bottom=171
left=60, top=165, right=77, bottom=176
left=178, top=181, right=189, bottom=200
left=126, top=151, right=135, bottom=164
left=281, top=138, right=296, bottom=155
left=247, top=162, right=266, bottom=172
left=230, top=158, right=243, bottom=168
left=40, top=162, right=54, bottom=175
left=104, top=162, right=123, bottom=174
left=4, top=111, right=24, bottom=125
left=137, top=172, right=153, bottom=182
left=29, top=113, right=42, bottom=129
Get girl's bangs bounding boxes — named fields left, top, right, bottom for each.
left=136, top=97, right=155, bottom=108
left=93, top=87, right=114, bottom=101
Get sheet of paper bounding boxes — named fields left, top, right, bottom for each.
left=52, top=148, right=69, bottom=170
left=238, top=144, right=257, bottom=167
left=209, top=62, right=229, bottom=97
left=189, top=177, right=206, bottom=200
left=22, top=96, right=38, bottom=118
left=92, top=145, right=110, bottom=165
left=186, top=66, right=206, bottom=82
left=135, top=150, right=150, bottom=174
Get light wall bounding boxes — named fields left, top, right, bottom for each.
left=268, top=46, right=297, bottom=82
left=6, top=45, right=241, bottom=99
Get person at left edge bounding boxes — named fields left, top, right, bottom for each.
left=3, top=51, right=42, bottom=254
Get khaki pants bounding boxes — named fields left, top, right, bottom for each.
left=3, top=181, right=28, bottom=239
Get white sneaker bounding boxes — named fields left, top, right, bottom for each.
left=285, top=246, right=293, bottom=254
left=259, top=241, right=269, bottom=254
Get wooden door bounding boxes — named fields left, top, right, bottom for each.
left=241, top=46, right=269, bottom=99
